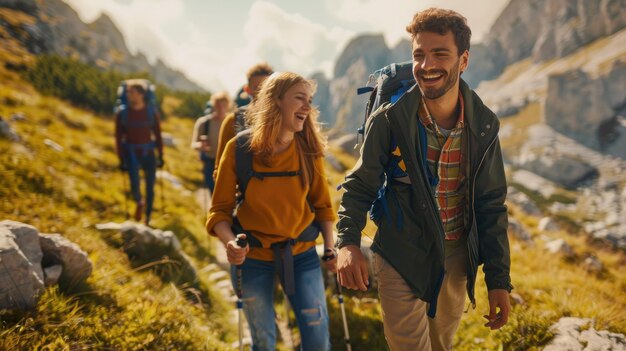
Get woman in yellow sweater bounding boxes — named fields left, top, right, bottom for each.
left=206, top=72, right=336, bottom=351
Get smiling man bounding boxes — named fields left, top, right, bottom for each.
left=336, top=8, right=512, bottom=351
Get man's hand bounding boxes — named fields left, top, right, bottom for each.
left=226, top=234, right=249, bottom=265
left=337, top=245, right=369, bottom=291
left=483, top=289, right=511, bottom=330
left=156, top=155, right=165, bottom=169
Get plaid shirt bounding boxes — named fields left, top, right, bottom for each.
left=418, top=94, right=466, bottom=241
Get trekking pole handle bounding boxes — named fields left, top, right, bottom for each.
left=235, top=234, right=248, bottom=249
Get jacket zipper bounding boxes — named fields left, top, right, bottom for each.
left=468, top=134, right=498, bottom=308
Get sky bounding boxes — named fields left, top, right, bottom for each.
left=64, top=0, right=509, bottom=94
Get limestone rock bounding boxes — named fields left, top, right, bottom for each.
left=0, top=227, right=41, bottom=310
left=43, top=264, right=63, bottom=286
left=518, top=152, right=599, bottom=190
left=538, top=217, right=560, bottom=232
left=507, top=186, right=542, bottom=216
left=545, top=238, right=574, bottom=258
left=508, top=217, right=533, bottom=243
left=583, top=256, right=603, bottom=273
left=0, top=220, right=44, bottom=288
left=118, top=223, right=197, bottom=284
left=0, top=116, right=20, bottom=141
left=39, top=233, right=92, bottom=285
left=544, top=317, right=626, bottom=351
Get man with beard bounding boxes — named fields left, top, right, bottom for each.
left=335, top=8, right=512, bottom=351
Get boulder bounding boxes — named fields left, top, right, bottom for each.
left=508, top=217, right=533, bottom=243
left=544, top=238, right=574, bottom=258
left=517, top=154, right=599, bottom=190
left=582, top=256, right=603, bottom=273
left=39, top=233, right=92, bottom=286
left=161, top=132, right=176, bottom=148
left=0, top=227, right=41, bottom=310
left=538, top=217, right=560, bottom=232
left=43, top=264, right=63, bottom=286
left=506, top=186, right=542, bottom=216
left=544, top=317, right=626, bottom=351
left=117, top=222, right=197, bottom=284
left=0, top=116, right=20, bottom=141
left=0, top=220, right=44, bottom=287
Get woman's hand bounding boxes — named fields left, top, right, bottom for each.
left=322, top=247, right=337, bottom=273
left=226, top=234, right=249, bottom=265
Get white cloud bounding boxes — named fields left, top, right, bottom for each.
left=241, top=1, right=354, bottom=81
left=64, top=0, right=355, bottom=94
left=326, top=0, right=509, bottom=45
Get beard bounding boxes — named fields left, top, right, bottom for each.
left=416, top=58, right=461, bottom=100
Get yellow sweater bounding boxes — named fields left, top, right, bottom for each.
left=206, top=137, right=336, bottom=261
left=213, top=112, right=236, bottom=179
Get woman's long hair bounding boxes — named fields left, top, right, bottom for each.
left=246, top=72, right=326, bottom=186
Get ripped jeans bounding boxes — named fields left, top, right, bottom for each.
left=230, top=247, right=330, bottom=351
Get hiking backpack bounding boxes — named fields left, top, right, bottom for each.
left=114, top=79, right=158, bottom=129
left=353, top=61, right=435, bottom=229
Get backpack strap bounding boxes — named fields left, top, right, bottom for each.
left=235, top=130, right=301, bottom=204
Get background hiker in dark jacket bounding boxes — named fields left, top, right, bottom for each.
left=115, top=82, right=164, bottom=225
left=336, top=8, right=512, bottom=351
left=191, top=91, right=231, bottom=193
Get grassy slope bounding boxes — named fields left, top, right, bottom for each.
left=0, top=55, right=237, bottom=349
left=322, top=119, right=626, bottom=350
left=0, top=25, right=624, bottom=349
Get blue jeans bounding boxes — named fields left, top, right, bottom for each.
left=200, top=153, right=215, bottom=192
left=126, top=150, right=156, bottom=220
left=230, top=247, right=330, bottom=351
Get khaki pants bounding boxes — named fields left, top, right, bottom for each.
left=374, top=243, right=468, bottom=351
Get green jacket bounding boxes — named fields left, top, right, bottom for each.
left=336, top=79, right=512, bottom=309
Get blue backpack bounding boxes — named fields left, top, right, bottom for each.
left=114, top=79, right=158, bottom=130
left=354, top=61, right=437, bottom=230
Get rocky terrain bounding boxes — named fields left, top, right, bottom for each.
left=0, top=0, right=203, bottom=91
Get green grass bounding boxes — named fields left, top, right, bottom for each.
left=0, top=63, right=234, bottom=350
left=1, top=39, right=625, bottom=350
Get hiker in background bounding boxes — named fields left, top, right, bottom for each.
left=336, top=8, right=512, bottom=351
left=115, top=81, right=164, bottom=226
left=191, top=91, right=232, bottom=193
left=213, top=62, right=273, bottom=179
left=206, top=72, right=336, bottom=350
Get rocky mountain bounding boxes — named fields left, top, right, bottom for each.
left=464, top=0, right=626, bottom=87
left=0, top=0, right=204, bottom=92
left=315, top=0, right=626, bottom=140
left=312, top=34, right=410, bottom=136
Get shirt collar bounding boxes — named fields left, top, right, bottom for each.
left=418, top=90, right=465, bottom=131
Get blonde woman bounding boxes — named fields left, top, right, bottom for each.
left=206, top=72, right=336, bottom=351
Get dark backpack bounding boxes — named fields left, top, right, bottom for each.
left=233, top=105, right=248, bottom=135
left=353, top=61, right=431, bottom=230
left=114, top=79, right=158, bottom=130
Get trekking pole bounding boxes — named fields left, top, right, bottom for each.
left=160, top=163, right=166, bottom=216
left=235, top=234, right=248, bottom=351
left=323, top=250, right=351, bottom=351
left=121, top=168, right=130, bottom=220
left=202, top=185, right=208, bottom=224
left=335, top=276, right=352, bottom=351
